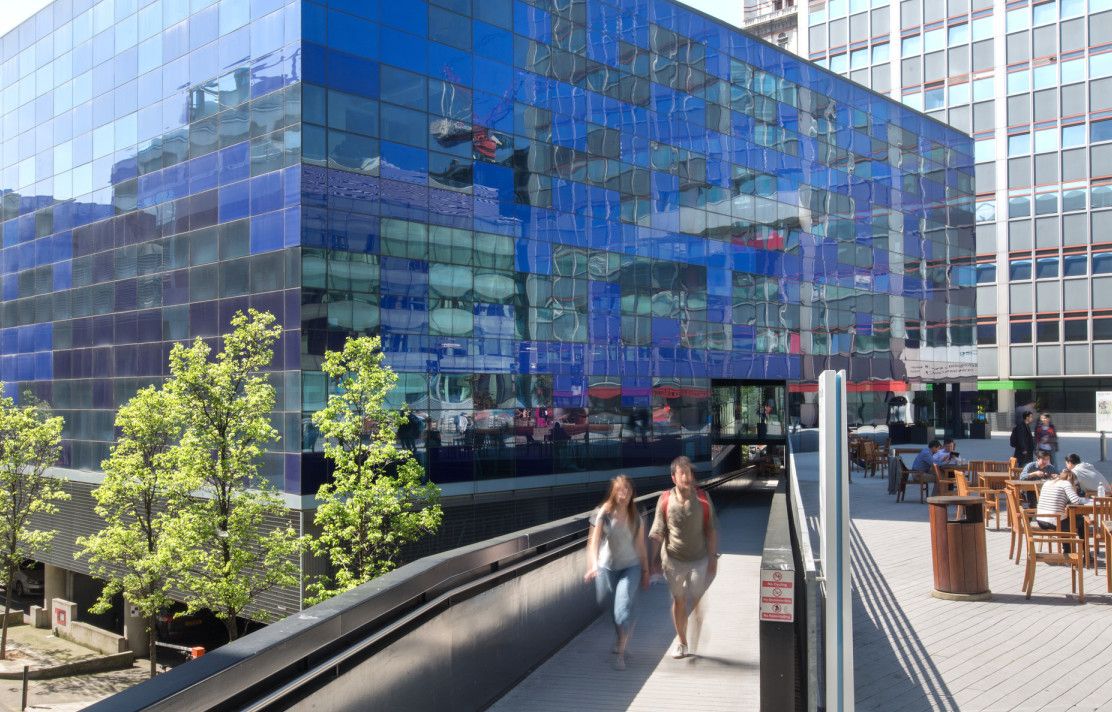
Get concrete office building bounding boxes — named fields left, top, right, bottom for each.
left=1, top=0, right=973, bottom=621
left=791, top=0, right=1112, bottom=427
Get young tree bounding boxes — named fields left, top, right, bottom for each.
left=307, top=336, right=442, bottom=604
left=77, top=386, right=190, bottom=677
left=168, top=309, right=302, bottom=641
left=0, top=388, right=66, bottom=659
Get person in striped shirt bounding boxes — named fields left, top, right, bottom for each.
left=1035, top=469, right=1090, bottom=553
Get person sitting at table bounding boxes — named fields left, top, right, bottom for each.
left=1062, top=453, right=1112, bottom=497
left=911, top=440, right=942, bottom=474
left=1020, top=448, right=1058, bottom=480
left=1019, top=448, right=1059, bottom=506
left=1035, top=469, right=1090, bottom=553
left=932, top=438, right=963, bottom=467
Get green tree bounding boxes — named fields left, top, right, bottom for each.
left=168, top=310, right=302, bottom=641
left=77, top=386, right=190, bottom=677
left=0, top=388, right=65, bottom=659
left=308, top=336, right=442, bottom=604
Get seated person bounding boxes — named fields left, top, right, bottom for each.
left=1035, top=470, right=1090, bottom=552
left=1019, top=448, right=1058, bottom=480
left=931, top=438, right=963, bottom=466
left=911, top=440, right=942, bottom=474
left=1063, top=453, right=1112, bottom=496
left=1019, top=449, right=1059, bottom=506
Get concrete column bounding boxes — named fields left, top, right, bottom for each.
left=42, top=564, right=66, bottom=614
left=123, top=600, right=149, bottom=656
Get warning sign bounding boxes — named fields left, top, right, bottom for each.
left=759, top=568, right=795, bottom=622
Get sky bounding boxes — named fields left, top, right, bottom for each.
left=681, top=0, right=744, bottom=26
left=0, top=0, right=53, bottom=40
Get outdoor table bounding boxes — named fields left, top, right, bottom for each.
left=927, top=495, right=991, bottom=601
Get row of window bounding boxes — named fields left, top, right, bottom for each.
left=979, top=317, right=1112, bottom=344
left=976, top=252, right=1112, bottom=283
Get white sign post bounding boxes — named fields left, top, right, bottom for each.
left=818, top=370, right=854, bottom=712
left=1097, top=392, right=1112, bottom=461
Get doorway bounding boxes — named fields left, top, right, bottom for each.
left=711, top=380, right=787, bottom=473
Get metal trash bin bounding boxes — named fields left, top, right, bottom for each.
left=926, top=495, right=991, bottom=601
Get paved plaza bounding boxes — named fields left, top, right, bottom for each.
left=798, top=435, right=1112, bottom=712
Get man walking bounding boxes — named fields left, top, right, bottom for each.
left=649, top=456, right=718, bottom=659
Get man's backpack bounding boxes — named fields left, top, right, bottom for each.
left=661, top=488, right=711, bottom=530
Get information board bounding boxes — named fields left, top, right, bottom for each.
left=1098, top=392, right=1112, bottom=432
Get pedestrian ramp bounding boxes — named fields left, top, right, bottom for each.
left=489, top=497, right=768, bottom=712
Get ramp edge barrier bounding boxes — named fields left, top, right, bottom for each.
left=86, top=464, right=765, bottom=712
left=759, top=441, right=822, bottom=712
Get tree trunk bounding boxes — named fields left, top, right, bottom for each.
left=224, top=614, right=238, bottom=642
left=0, top=572, right=12, bottom=660
left=148, top=614, right=158, bottom=678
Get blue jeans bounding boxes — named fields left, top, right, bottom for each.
left=596, top=564, right=641, bottom=633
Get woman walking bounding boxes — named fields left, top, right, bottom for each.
left=584, top=475, right=650, bottom=669
left=1035, top=412, right=1059, bottom=466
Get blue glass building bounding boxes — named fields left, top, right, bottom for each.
left=1, top=0, right=974, bottom=507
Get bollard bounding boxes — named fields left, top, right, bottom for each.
left=1102, top=432, right=1108, bottom=462
left=21, top=665, right=28, bottom=711
left=190, top=646, right=205, bottom=660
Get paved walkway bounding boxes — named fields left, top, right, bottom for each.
left=490, top=488, right=770, bottom=712
left=796, top=435, right=1112, bottom=712
left=0, top=625, right=150, bottom=711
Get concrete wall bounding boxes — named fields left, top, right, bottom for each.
left=287, top=546, right=598, bottom=712
left=51, top=598, right=128, bottom=655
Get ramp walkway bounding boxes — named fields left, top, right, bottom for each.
left=490, top=480, right=770, bottom=712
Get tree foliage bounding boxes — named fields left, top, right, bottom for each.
left=307, top=336, right=442, bottom=604
left=77, top=385, right=189, bottom=676
left=0, top=387, right=66, bottom=659
left=167, top=309, right=302, bottom=641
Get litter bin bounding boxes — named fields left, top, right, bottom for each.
left=926, top=495, right=991, bottom=601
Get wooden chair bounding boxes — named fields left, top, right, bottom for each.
left=933, top=464, right=959, bottom=496
left=1104, top=521, right=1112, bottom=593
left=1015, top=497, right=1085, bottom=603
left=897, top=461, right=931, bottom=503
left=954, top=474, right=1002, bottom=529
left=1082, top=496, right=1112, bottom=575
left=1005, top=488, right=1039, bottom=563
left=858, top=440, right=878, bottom=477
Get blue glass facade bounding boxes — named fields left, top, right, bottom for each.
left=1, top=0, right=975, bottom=497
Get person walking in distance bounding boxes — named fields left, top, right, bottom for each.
left=1011, top=411, right=1036, bottom=467
left=584, top=475, right=650, bottom=670
left=649, top=456, right=718, bottom=659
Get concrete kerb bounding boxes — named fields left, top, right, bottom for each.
left=0, top=651, right=135, bottom=680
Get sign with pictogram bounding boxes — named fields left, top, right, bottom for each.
left=759, top=568, right=795, bottom=622
left=55, top=607, right=66, bottom=626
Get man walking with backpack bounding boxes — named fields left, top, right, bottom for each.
left=649, top=455, right=718, bottom=659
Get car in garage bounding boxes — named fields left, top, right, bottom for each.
left=0, top=560, right=44, bottom=597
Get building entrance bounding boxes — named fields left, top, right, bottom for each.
left=711, top=380, right=787, bottom=473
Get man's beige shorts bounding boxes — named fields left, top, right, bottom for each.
left=662, top=555, right=710, bottom=602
